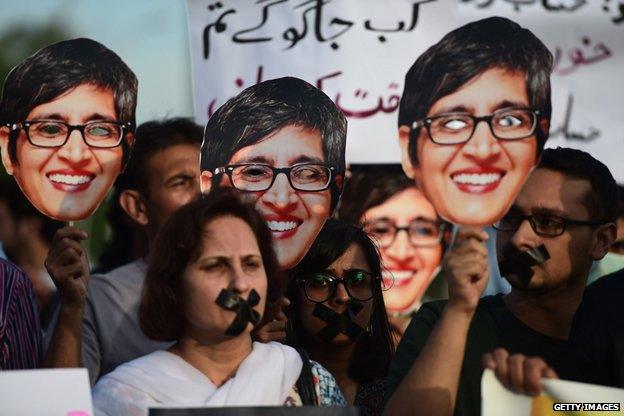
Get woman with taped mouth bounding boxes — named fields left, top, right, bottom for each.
left=91, top=190, right=346, bottom=416
left=338, top=165, right=450, bottom=336
left=287, top=219, right=395, bottom=416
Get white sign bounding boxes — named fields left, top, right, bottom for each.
left=0, top=368, right=93, bottom=416
left=187, top=0, right=624, bottom=181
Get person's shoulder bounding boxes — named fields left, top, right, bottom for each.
left=0, top=257, right=35, bottom=296
left=0, top=257, right=28, bottom=280
left=309, top=360, right=348, bottom=406
left=88, top=259, right=147, bottom=296
left=417, top=299, right=448, bottom=316
left=586, top=268, right=624, bottom=298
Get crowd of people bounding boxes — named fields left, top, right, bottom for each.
left=0, top=14, right=623, bottom=416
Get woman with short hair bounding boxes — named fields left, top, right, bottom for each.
left=92, top=190, right=346, bottom=415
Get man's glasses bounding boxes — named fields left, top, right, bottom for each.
left=298, top=270, right=380, bottom=303
left=363, top=218, right=445, bottom=248
left=9, top=119, right=132, bottom=148
left=493, top=212, right=604, bottom=237
left=214, top=163, right=334, bottom=192
left=412, top=108, right=541, bottom=145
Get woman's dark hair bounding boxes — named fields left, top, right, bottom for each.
left=0, top=38, right=138, bottom=166
left=399, top=16, right=553, bottom=165
left=288, top=219, right=395, bottom=383
left=538, top=147, right=618, bottom=223
left=139, top=188, right=283, bottom=342
left=200, top=76, right=347, bottom=211
left=338, top=164, right=417, bottom=225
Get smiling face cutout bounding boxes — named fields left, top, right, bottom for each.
left=219, top=125, right=333, bottom=270
left=399, top=68, right=545, bottom=226
left=0, top=83, right=132, bottom=221
left=361, top=187, right=443, bottom=313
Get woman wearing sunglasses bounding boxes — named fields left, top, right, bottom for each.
left=287, top=219, right=395, bottom=416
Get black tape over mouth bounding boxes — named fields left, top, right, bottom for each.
left=215, top=288, right=261, bottom=336
left=313, top=301, right=365, bottom=343
left=498, top=244, right=550, bottom=283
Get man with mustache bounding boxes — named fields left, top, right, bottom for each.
left=384, top=147, right=618, bottom=415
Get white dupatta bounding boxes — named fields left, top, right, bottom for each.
left=93, top=341, right=303, bottom=415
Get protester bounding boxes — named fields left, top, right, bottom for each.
left=397, top=17, right=552, bottom=226
left=384, top=147, right=618, bottom=416
left=93, top=187, right=146, bottom=274
left=0, top=180, right=62, bottom=319
left=338, top=165, right=448, bottom=335
left=46, top=118, right=203, bottom=383
left=484, top=270, right=624, bottom=392
left=0, top=257, right=42, bottom=369
left=0, top=37, right=138, bottom=373
left=288, top=219, right=394, bottom=415
left=92, top=191, right=346, bottom=415
left=200, top=76, right=347, bottom=270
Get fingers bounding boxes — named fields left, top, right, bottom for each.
left=454, top=227, right=489, bottom=245
left=490, top=348, right=511, bottom=390
left=482, top=349, right=557, bottom=396
left=50, top=226, right=88, bottom=245
left=255, top=319, right=287, bottom=343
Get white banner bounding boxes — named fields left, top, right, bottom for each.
left=186, top=0, right=624, bottom=181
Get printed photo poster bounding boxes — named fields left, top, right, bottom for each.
left=337, top=164, right=446, bottom=332
left=0, top=38, right=137, bottom=222
left=198, top=77, right=347, bottom=270
left=482, top=369, right=624, bottom=416
left=187, top=0, right=624, bottom=226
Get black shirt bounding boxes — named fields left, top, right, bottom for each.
left=568, top=268, right=624, bottom=388
left=385, top=295, right=568, bottom=416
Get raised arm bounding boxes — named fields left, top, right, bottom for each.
left=43, top=226, right=89, bottom=368
left=385, top=227, right=490, bottom=416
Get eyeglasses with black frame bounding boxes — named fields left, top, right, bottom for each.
left=214, top=163, right=334, bottom=192
left=298, top=270, right=381, bottom=303
left=8, top=119, right=133, bottom=149
left=411, top=107, right=541, bottom=145
left=363, top=218, right=446, bottom=248
left=493, top=212, right=605, bottom=237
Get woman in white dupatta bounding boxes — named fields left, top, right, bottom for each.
left=92, top=191, right=346, bottom=416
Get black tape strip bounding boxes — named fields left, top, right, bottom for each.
left=313, top=301, right=364, bottom=343
left=215, top=289, right=261, bottom=336
left=498, top=244, right=550, bottom=282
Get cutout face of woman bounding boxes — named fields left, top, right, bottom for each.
left=399, top=68, right=544, bottom=226
left=181, top=215, right=267, bottom=340
left=0, top=83, right=131, bottom=221
left=361, top=187, right=443, bottom=313
left=222, top=125, right=333, bottom=270
left=297, top=242, right=374, bottom=346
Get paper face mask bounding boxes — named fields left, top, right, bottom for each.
left=0, top=38, right=137, bottom=222
left=199, top=77, right=346, bottom=270
left=398, top=17, right=552, bottom=227
left=403, top=68, right=542, bottom=227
